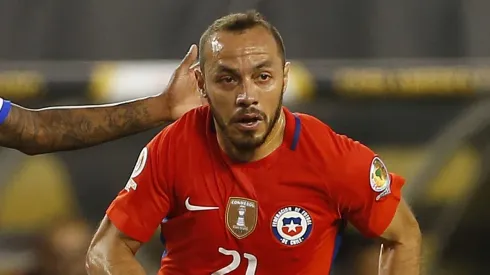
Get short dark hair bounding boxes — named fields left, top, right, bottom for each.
left=199, top=11, right=286, bottom=67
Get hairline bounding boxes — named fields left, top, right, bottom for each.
left=199, top=26, right=285, bottom=71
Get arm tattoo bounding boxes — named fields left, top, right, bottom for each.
left=0, top=96, right=168, bottom=155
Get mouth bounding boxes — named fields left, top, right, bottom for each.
left=234, top=114, right=263, bottom=131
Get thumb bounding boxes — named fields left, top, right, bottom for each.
left=178, top=44, right=198, bottom=71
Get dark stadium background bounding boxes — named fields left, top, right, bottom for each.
left=1, top=1, right=490, bottom=274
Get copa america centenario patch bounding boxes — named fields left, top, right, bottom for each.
left=369, top=157, right=391, bottom=201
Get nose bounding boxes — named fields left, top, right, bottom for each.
left=236, top=81, right=259, bottom=107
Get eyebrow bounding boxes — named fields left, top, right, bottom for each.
left=215, top=60, right=274, bottom=74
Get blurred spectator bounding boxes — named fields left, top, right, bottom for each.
left=28, top=217, right=92, bottom=275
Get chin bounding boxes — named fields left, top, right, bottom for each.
left=231, top=134, right=267, bottom=151
left=233, top=141, right=262, bottom=151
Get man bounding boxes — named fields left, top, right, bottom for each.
left=86, top=11, right=421, bottom=275
left=0, top=45, right=202, bottom=155
left=30, top=217, right=92, bottom=275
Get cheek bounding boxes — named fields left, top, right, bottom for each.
left=261, top=89, right=283, bottom=114
left=212, top=90, right=235, bottom=105
left=207, top=88, right=237, bottom=119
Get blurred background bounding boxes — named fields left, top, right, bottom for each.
left=1, top=0, right=490, bottom=274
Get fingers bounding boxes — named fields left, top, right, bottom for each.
left=190, top=62, right=200, bottom=70
left=178, top=44, right=198, bottom=71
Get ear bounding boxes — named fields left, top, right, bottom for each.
left=282, top=61, right=291, bottom=94
left=194, top=69, right=206, bottom=98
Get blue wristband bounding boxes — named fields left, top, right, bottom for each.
left=0, top=99, right=12, bottom=125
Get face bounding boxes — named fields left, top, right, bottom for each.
left=198, top=26, right=289, bottom=151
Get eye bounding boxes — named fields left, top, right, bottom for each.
left=258, top=73, right=271, bottom=81
left=219, top=76, right=235, bottom=84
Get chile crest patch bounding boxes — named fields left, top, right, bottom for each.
left=271, top=206, right=313, bottom=246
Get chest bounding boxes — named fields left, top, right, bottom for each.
left=162, top=152, right=341, bottom=259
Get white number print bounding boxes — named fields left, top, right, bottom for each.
left=243, top=253, right=257, bottom=275
left=212, top=247, right=258, bottom=275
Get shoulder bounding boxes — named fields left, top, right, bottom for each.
left=294, top=112, right=370, bottom=159
left=294, top=112, right=330, bottom=133
left=293, top=112, right=341, bottom=149
left=144, top=106, right=209, bottom=177
left=293, top=112, right=379, bottom=193
left=151, top=106, right=209, bottom=147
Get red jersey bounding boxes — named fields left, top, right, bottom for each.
left=107, top=106, right=405, bottom=275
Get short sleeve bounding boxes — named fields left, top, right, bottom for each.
left=106, top=131, right=171, bottom=243
left=331, top=135, right=405, bottom=238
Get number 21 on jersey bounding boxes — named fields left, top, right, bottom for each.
left=212, top=247, right=257, bottom=275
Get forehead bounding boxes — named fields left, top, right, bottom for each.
left=203, top=26, right=281, bottom=70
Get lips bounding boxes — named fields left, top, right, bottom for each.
left=233, top=113, right=263, bottom=131
left=235, top=113, right=262, bottom=123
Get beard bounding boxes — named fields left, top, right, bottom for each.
left=208, top=91, right=283, bottom=152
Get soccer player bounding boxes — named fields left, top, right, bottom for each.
left=0, top=45, right=202, bottom=155
left=86, top=11, right=421, bottom=275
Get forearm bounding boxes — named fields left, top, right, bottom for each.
left=379, top=238, right=422, bottom=275
left=0, top=96, right=169, bottom=155
left=86, top=248, right=146, bottom=275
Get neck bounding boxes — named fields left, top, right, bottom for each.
left=217, top=110, right=286, bottom=163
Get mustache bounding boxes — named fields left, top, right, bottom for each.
left=230, top=108, right=266, bottom=122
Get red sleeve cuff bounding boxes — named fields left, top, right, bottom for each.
left=366, top=173, right=405, bottom=238
left=106, top=203, right=154, bottom=243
